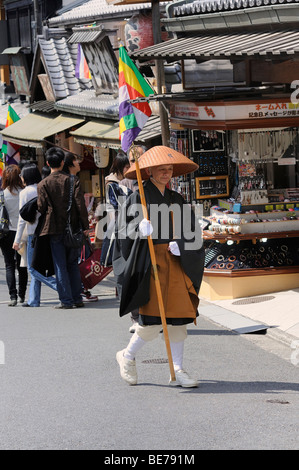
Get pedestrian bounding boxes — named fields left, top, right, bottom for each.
left=37, top=147, right=89, bottom=309
left=13, top=164, right=57, bottom=307
left=0, top=165, right=28, bottom=306
left=122, top=146, right=147, bottom=332
left=121, top=145, right=147, bottom=193
left=63, top=152, right=98, bottom=303
left=99, top=152, right=132, bottom=267
left=41, top=165, right=51, bottom=179
left=62, top=152, right=81, bottom=176
left=114, top=146, right=205, bottom=388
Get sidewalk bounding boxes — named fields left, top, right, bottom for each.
left=204, top=289, right=299, bottom=341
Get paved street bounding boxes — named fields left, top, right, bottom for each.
left=0, top=260, right=298, bottom=451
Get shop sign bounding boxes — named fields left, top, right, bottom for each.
left=174, top=101, right=299, bottom=121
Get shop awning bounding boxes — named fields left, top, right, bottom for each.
left=0, top=113, right=85, bottom=148
left=71, top=115, right=163, bottom=149
left=131, top=30, right=299, bottom=61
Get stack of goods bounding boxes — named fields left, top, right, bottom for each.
left=204, top=239, right=299, bottom=271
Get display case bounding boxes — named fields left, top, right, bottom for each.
left=200, top=206, right=299, bottom=300
left=195, top=176, right=229, bottom=199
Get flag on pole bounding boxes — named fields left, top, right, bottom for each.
left=119, top=45, right=153, bottom=153
left=75, top=44, right=91, bottom=80
left=1, top=105, right=21, bottom=169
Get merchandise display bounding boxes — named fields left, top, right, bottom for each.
left=207, top=207, right=299, bottom=235
left=204, top=238, right=299, bottom=271
left=168, top=126, right=299, bottom=285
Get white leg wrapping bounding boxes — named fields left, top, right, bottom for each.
left=170, top=340, right=184, bottom=372
left=124, top=332, right=146, bottom=361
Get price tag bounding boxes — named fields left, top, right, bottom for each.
left=286, top=204, right=294, bottom=209
left=275, top=204, right=284, bottom=210
left=265, top=205, right=273, bottom=211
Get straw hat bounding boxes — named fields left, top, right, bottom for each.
left=124, top=146, right=198, bottom=180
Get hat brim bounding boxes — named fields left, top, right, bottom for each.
left=124, top=145, right=199, bottom=180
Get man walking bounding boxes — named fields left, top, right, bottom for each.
left=37, top=147, right=89, bottom=309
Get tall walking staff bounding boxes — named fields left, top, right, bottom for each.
left=130, top=143, right=176, bottom=383
left=118, top=43, right=175, bottom=381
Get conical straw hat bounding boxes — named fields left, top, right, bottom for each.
left=124, top=146, right=198, bottom=180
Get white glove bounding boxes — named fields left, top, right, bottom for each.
left=139, top=218, right=153, bottom=237
left=169, top=241, right=180, bottom=256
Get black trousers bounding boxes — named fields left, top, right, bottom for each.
left=0, top=231, right=28, bottom=300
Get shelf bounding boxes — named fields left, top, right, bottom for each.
left=203, top=230, right=299, bottom=242
left=204, top=266, right=299, bottom=278
left=195, top=175, right=229, bottom=200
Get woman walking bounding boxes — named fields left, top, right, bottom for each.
left=100, top=152, right=131, bottom=267
left=114, top=146, right=205, bottom=388
left=13, top=164, right=57, bottom=307
left=0, top=165, right=28, bottom=306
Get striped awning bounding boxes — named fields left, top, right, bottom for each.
left=131, top=30, right=299, bottom=61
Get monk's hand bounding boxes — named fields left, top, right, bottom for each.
left=139, top=218, right=153, bottom=237
left=168, top=241, right=180, bottom=256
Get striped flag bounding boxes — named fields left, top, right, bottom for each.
left=1, top=105, right=21, bottom=170
left=75, top=44, right=91, bottom=80
left=119, top=45, right=153, bottom=153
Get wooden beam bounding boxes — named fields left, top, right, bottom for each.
left=234, top=59, right=299, bottom=84
left=152, top=0, right=170, bottom=147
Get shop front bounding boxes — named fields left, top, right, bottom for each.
left=168, top=97, right=299, bottom=299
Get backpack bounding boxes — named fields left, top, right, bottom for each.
left=0, top=190, right=10, bottom=240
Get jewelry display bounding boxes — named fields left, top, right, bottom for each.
left=204, top=238, right=299, bottom=271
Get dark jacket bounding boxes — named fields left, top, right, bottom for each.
left=113, top=180, right=205, bottom=317
left=37, top=171, right=89, bottom=236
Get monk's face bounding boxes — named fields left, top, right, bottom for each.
left=147, top=165, right=173, bottom=186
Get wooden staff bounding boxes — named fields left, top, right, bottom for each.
left=131, top=144, right=176, bottom=383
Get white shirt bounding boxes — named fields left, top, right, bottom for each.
left=14, top=184, right=40, bottom=244
left=3, top=187, right=22, bottom=231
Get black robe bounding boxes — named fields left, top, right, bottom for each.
left=113, top=180, right=205, bottom=322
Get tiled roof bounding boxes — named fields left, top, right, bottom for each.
left=54, top=89, right=119, bottom=119
left=169, top=0, right=299, bottom=17
left=131, top=29, right=299, bottom=61
left=39, top=37, right=92, bottom=100
left=49, top=0, right=155, bottom=26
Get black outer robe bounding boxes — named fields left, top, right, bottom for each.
left=113, top=180, right=205, bottom=321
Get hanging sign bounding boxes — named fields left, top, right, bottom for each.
left=173, top=100, right=299, bottom=122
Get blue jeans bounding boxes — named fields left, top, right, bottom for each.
left=49, top=234, right=82, bottom=306
left=27, top=234, right=57, bottom=307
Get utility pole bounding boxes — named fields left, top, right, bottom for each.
left=151, top=0, right=170, bottom=147
left=33, top=0, right=41, bottom=47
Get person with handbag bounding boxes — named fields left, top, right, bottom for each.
left=37, top=147, right=89, bottom=309
left=0, top=165, right=28, bottom=306
left=63, top=152, right=98, bottom=303
left=100, top=152, right=132, bottom=267
left=13, top=164, right=57, bottom=307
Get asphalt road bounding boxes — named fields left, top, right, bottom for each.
left=0, top=263, right=298, bottom=451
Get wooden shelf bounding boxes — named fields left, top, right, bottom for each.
left=203, top=230, right=299, bottom=242
left=195, top=175, right=229, bottom=200
left=204, top=266, right=299, bottom=278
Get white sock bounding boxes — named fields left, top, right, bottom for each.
left=124, top=332, right=146, bottom=361
left=170, top=341, right=184, bottom=372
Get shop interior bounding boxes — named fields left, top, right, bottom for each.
left=169, top=126, right=299, bottom=299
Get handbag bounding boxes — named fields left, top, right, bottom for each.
left=0, top=191, right=10, bottom=240
left=63, top=175, right=85, bottom=249
left=19, top=197, right=38, bottom=223
left=79, top=243, right=112, bottom=289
